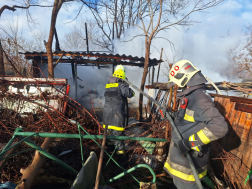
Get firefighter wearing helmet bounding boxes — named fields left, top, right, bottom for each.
left=164, top=60, right=228, bottom=189
left=103, top=65, right=135, bottom=155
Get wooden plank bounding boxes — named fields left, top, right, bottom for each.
left=215, top=98, right=224, bottom=111
left=240, top=113, right=252, bottom=142
left=236, top=112, right=247, bottom=137
left=235, top=103, right=252, bottom=113
left=234, top=112, right=247, bottom=159
left=241, top=121, right=252, bottom=173
left=222, top=101, right=237, bottom=150
left=213, top=96, right=219, bottom=106
left=210, top=93, right=252, bottom=104
left=224, top=98, right=232, bottom=120
left=221, top=98, right=230, bottom=116
left=227, top=102, right=237, bottom=126
left=225, top=110, right=242, bottom=153
left=233, top=111, right=242, bottom=132
left=248, top=116, right=252, bottom=146
left=220, top=99, right=235, bottom=146
left=213, top=97, right=226, bottom=147
left=212, top=95, right=252, bottom=189
left=242, top=141, right=252, bottom=172
left=215, top=97, right=224, bottom=112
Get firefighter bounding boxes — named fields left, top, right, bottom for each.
left=103, top=65, right=135, bottom=155
left=163, top=60, right=228, bottom=189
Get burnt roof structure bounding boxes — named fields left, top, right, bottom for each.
left=22, top=51, right=163, bottom=67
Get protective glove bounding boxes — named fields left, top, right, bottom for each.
left=174, top=136, right=202, bottom=156
left=174, top=139, right=191, bottom=156
left=124, top=81, right=129, bottom=87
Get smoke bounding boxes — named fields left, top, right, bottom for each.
left=5, top=0, right=249, bottom=108
left=112, top=1, right=248, bottom=86
left=53, top=64, right=111, bottom=109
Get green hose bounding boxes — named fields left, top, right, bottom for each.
left=106, top=164, right=156, bottom=184
left=202, top=176, right=216, bottom=189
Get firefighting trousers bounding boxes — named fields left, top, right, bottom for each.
left=107, top=129, right=125, bottom=151
left=173, top=178, right=198, bottom=189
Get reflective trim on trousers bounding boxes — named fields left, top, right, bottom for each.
left=164, top=161, right=207, bottom=182
left=103, top=124, right=124, bottom=131
left=116, top=150, right=125, bottom=155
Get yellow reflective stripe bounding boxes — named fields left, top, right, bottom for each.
left=116, top=150, right=125, bottom=155
left=189, top=134, right=200, bottom=151
left=189, top=134, right=195, bottom=141
left=164, top=162, right=207, bottom=181
left=103, top=124, right=124, bottom=131
left=105, top=83, right=119, bottom=88
left=184, top=114, right=195, bottom=122
left=192, top=146, right=200, bottom=152
left=197, top=130, right=211, bottom=144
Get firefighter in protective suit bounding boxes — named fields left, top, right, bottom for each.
left=103, top=65, right=135, bottom=155
left=164, top=60, right=228, bottom=189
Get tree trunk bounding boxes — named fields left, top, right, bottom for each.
left=139, top=39, right=150, bottom=121
left=44, top=0, right=63, bottom=78
left=0, top=39, right=5, bottom=76
left=15, top=133, right=55, bottom=189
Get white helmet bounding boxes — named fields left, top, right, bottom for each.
left=168, top=60, right=200, bottom=88
left=115, top=65, right=125, bottom=72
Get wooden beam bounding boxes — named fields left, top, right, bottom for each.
left=210, top=94, right=252, bottom=104
left=235, top=103, right=252, bottom=113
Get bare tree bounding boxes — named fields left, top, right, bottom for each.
left=0, top=15, right=48, bottom=77
left=81, top=0, right=224, bottom=118
left=128, top=0, right=224, bottom=119
left=0, top=0, right=52, bottom=76
left=0, top=1, right=52, bottom=23
left=81, top=0, right=146, bottom=51
left=227, top=25, right=252, bottom=79
left=62, top=24, right=87, bottom=50
left=44, top=0, right=65, bottom=78
left=0, top=17, right=29, bottom=76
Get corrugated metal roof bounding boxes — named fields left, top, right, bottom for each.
left=23, top=51, right=162, bottom=64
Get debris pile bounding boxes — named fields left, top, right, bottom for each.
left=0, top=76, right=173, bottom=188
left=0, top=77, right=103, bottom=185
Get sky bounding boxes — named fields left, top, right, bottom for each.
left=0, top=0, right=251, bottom=106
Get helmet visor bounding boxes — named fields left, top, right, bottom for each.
left=174, top=73, right=184, bottom=79
left=178, top=62, right=197, bottom=74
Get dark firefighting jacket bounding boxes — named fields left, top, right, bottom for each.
left=164, top=84, right=228, bottom=183
left=103, top=76, right=134, bottom=131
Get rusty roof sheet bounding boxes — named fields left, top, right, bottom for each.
left=23, top=51, right=162, bottom=63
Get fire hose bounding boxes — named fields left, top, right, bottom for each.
left=123, top=78, right=204, bottom=189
